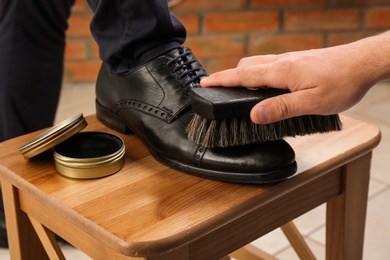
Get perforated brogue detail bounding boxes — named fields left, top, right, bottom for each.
left=113, top=100, right=175, bottom=122
left=194, top=146, right=207, bottom=167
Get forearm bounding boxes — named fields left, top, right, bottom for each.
left=349, top=31, right=390, bottom=83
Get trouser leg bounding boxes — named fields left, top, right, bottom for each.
left=0, top=0, right=74, bottom=141
left=0, top=1, right=74, bottom=248
left=87, top=0, right=187, bottom=74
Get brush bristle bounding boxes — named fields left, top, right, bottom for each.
left=186, top=114, right=342, bottom=148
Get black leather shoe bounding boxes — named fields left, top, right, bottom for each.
left=95, top=47, right=297, bottom=183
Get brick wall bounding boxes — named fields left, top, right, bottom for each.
left=64, top=0, right=390, bottom=82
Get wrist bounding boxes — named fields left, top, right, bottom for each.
left=352, top=31, right=390, bottom=83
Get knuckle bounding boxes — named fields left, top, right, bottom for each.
left=235, top=67, right=245, bottom=85
left=302, top=90, right=332, bottom=115
left=275, top=96, right=291, bottom=119
left=237, top=57, right=249, bottom=68
left=277, top=58, right=296, bottom=72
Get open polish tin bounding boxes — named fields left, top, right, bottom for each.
left=19, top=114, right=125, bottom=179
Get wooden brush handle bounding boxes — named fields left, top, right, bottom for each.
left=189, top=87, right=290, bottom=120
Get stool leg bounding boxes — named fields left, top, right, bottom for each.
left=281, top=221, right=316, bottom=260
left=229, top=244, right=277, bottom=260
left=28, top=216, right=66, bottom=260
left=228, top=221, right=315, bottom=260
left=326, top=152, right=371, bottom=260
left=1, top=180, right=49, bottom=259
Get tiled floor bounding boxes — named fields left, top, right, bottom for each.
left=1, top=81, right=389, bottom=259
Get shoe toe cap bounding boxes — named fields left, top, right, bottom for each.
left=202, top=140, right=296, bottom=174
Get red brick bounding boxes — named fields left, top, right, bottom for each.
left=204, top=11, right=279, bottom=33
left=365, top=8, right=390, bottom=29
left=327, top=32, right=370, bottom=46
left=62, top=1, right=390, bottom=83
left=185, top=35, right=246, bottom=58
left=205, top=57, right=243, bottom=74
left=65, top=40, right=88, bottom=60
left=172, top=0, right=247, bottom=11
left=72, top=0, right=90, bottom=12
left=67, top=15, right=92, bottom=37
left=252, top=0, right=326, bottom=8
left=285, top=9, right=361, bottom=31
left=249, top=34, right=323, bottom=55
left=92, top=40, right=100, bottom=59
left=174, top=14, right=200, bottom=34
left=334, top=0, right=390, bottom=5
left=64, top=61, right=101, bottom=82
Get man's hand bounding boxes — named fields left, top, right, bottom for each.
left=201, top=32, right=390, bottom=124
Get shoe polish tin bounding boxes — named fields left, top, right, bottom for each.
left=19, top=114, right=125, bottom=179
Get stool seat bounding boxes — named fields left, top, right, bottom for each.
left=0, top=114, right=380, bottom=259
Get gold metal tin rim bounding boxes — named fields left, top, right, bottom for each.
left=53, top=133, right=126, bottom=179
left=19, top=114, right=87, bottom=159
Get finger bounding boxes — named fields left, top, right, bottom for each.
left=201, top=64, right=289, bottom=89
left=250, top=91, right=314, bottom=124
left=236, top=54, right=279, bottom=68
left=201, top=55, right=282, bottom=88
left=200, top=68, right=240, bottom=87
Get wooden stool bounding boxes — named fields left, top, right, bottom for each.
left=0, top=115, right=380, bottom=259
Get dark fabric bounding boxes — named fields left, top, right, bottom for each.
left=87, top=0, right=186, bottom=74
left=0, top=0, right=74, bottom=141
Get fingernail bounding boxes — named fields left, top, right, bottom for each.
left=199, top=77, right=208, bottom=86
left=253, top=106, right=270, bottom=124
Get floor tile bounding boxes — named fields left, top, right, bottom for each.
left=275, top=239, right=325, bottom=260
left=54, top=82, right=96, bottom=124
left=363, top=189, right=390, bottom=259
left=251, top=228, right=291, bottom=255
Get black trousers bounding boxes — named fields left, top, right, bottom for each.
left=0, top=0, right=186, bottom=141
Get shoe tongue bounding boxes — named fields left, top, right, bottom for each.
left=165, top=47, right=192, bottom=70
left=165, top=47, right=185, bottom=58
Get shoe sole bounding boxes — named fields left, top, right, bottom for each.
left=96, top=100, right=297, bottom=184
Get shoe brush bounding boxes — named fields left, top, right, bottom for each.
left=186, top=87, right=342, bottom=148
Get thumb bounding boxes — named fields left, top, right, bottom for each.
left=250, top=93, right=304, bottom=124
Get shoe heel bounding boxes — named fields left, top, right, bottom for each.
left=96, top=100, right=132, bottom=134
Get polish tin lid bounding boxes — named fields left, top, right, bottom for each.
left=19, top=114, right=88, bottom=159
left=19, top=114, right=125, bottom=179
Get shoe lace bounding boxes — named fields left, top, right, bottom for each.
left=166, top=48, right=207, bottom=87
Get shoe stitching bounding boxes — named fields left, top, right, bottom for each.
left=194, top=146, right=207, bottom=167
left=111, top=48, right=206, bottom=124
left=113, top=100, right=173, bottom=122
left=146, top=63, right=166, bottom=109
